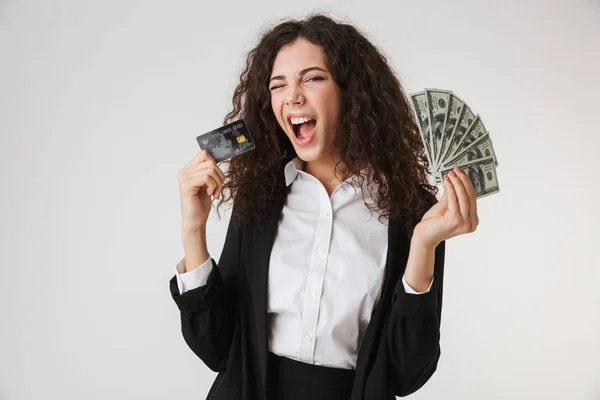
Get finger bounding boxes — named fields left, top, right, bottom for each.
left=179, top=171, right=218, bottom=196
left=192, top=164, right=225, bottom=186
left=192, top=163, right=226, bottom=188
left=186, top=168, right=221, bottom=196
left=443, top=175, right=458, bottom=215
left=214, top=164, right=226, bottom=184
left=180, top=151, right=217, bottom=183
left=181, top=163, right=219, bottom=182
left=454, top=167, right=478, bottom=223
left=202, top=174, right=219, bottom=196
left=448, top=171, right=470, bottom=220
left=207, top=164, right=225, bottom=198
left=191, top=149, right=215, bottom=165
left=454, top=167, right=475, bottom=198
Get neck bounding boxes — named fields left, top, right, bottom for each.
left=303, top=155, right=353, bottom=189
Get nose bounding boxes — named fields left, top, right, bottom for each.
left=284, top=84, right=304, bottom=106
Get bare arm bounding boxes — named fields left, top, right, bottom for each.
left=182, top=224, right=210, bottom=272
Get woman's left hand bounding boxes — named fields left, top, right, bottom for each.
left=412, top=166, right=480, bottom=248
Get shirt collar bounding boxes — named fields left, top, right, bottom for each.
left=283, top=156, right=374, bottom=187
left=284, top=157, right=305, bottom=186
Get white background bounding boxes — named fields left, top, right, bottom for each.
left=1, top=0, right=599, bottom=399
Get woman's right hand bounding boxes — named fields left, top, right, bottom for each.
left=177, top=150, right=226, bottom=231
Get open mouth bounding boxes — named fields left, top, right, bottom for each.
left=288, top=117, right=317, bottom=141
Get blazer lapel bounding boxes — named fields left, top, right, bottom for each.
left=351, top=214, right=410, bottom=399
left=250, top=189, right=287, bottom=397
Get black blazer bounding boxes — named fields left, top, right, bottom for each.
left=170, top=188, right=445, bottom=400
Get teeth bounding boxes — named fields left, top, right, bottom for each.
left=290, top=117, right=314, bottom=125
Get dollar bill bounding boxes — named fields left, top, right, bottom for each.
left=410, top=91, right=436, bottom=169
left=448, top=114, right=487, bottom=160
left=439, top=103, right=476, bottom=165
left=439, top=156, right=500, bottom=199
left=437, top=92, right=466, bottom=168
left=425, top=88, right=451, bottom=169
left=439, top=131, right=498, bottom=171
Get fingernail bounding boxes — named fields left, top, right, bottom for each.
left=449, top=170, right=456, bottom=177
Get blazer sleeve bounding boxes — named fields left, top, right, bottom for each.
left=386, top=239, right=445, bottom=397
left=169, top=211, right=242, bottom=372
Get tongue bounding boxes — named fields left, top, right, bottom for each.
left=299, top=120, right=316, bottom=139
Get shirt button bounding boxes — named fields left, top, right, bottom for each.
left=318, top=249, right=326, bottom=256
left=311, top=289, right=317, bottom=296
left=306, top=335, right=313, bottom=342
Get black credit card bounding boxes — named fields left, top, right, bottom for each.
left=196, top=118, right=256, bottom=163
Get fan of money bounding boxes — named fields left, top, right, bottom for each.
left=410, top=89, right=500, bottom=199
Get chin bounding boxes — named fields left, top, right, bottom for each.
left=292, top=146, right=322, bottom=162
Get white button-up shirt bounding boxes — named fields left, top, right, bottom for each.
left=175, top=157, right=433, bottom=370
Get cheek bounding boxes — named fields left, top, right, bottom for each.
left=270, top=98, right=283, bottom=124
left=322, top=91, right=341, bottom=120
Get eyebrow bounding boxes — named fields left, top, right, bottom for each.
left=269, top=67, right=328, bottom=82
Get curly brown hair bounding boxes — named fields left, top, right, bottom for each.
left=213, top=13, right=439, bottom=236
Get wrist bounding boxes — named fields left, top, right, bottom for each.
left=182, top=222, right=207, bottom=234
left=404, top=240, right=437, bottom=291
left=410, top=235, right=438, bottom=252
left=411, top=222, right=442, bottom=250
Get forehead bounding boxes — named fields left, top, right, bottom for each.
left=271, top=38, right=327, bottom=75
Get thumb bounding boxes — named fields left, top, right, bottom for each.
left=437, top=187, right=448, bottom=206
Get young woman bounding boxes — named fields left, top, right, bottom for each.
left=171, top=14, right=479, bottom=400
